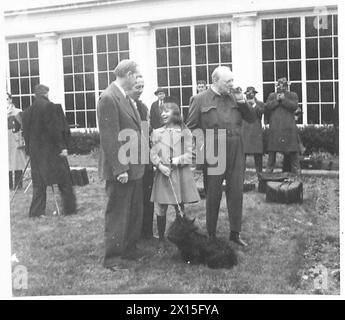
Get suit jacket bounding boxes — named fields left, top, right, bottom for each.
left=97, top=82, right=145, bottom=181
left=150, top=100, right=164, bottom=130
left=265, top=91, right=299, bottom=152
left=22, top=96, right=70, bottom=185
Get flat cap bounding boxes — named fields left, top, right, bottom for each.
left=34, top=84, right=49, bottom=96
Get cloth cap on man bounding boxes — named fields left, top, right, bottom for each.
left=34, top=84, right=49, bottom=97
left=244, top=86, right=258, bottom=94
left=154, top=87, right=166, bottom=96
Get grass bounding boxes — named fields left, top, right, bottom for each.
left=10, top=169, right=339, bottom=296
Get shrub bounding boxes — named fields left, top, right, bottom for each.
left=68, top=131, right=100, bottom=155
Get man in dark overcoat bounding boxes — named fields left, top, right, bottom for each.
left=242, top=87, right=265, bottom=174
left=97, top=60, right=145, bottom=267
left=22, top=84, right=76, bottom=217
left=150, top=87, right=166, bottom=129
left=265, top=78, right=300, bottom=174
left=187, top=66, right=255, bottom=247
left=127, top=76, right=155, bottom=240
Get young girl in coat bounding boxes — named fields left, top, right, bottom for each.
left=150, top=102, right=200, bottom=242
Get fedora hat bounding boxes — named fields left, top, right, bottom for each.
left=244, top=86, right=258, bottom=94
left=154, top=87, right=166, bottom=95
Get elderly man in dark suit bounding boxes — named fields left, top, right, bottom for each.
left=97, top=59, right=145, bottom=267
left=187, top=66, right=255, bottom=247
left=149, top=87, right=166, bottom=129
left=22, top=84, right=76, bottom=218
left=265, top=77, right=300, bottom=174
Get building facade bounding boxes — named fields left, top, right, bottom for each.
left=4, top=0, right=339, bottom=129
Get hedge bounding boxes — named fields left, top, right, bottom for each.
left=68, top=126, right=338, bottom=155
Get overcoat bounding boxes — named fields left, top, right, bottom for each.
left=7, top=105, right=28, bottom=171
left=22, top=97, right=71, bottom=186
left=242, top=99, right=265, bottom=154
left=150, top=100, right=164, bottom=130
left=265, top=91, right=299, bottom=153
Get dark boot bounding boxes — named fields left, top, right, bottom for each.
left=230, top=231, right=248, bottom=247
left=157, top=215, right=166, bottom=241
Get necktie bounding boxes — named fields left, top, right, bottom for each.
left=126, top=96, right=141, bottom=123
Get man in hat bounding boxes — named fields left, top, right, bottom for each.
left=242, top=87, right=265, bottom=175
left=150, top=87, right=166, bottom=129
left=265, top=77, right=300, bottom=174
left=22, top=84, right=76, bottom=217
left=187, top=66, right=255, bottom=247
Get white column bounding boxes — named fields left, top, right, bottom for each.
left=128, top=23, right=157, bottom=109
left=36, top=32, right=64, bottom=106
left=232, top=12, right=262, bottom=100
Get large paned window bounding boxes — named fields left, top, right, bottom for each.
left=8, top=41, right=40, bottom=110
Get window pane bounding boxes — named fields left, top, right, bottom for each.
left=306, top=60, right=318, bottom=80
left=75, top=74, right=84, bottom=91
left=289, top=39, right=301, bottom=59
left=119, top=52, right=129, bottom=60
left=20, top=78, right=30, bottom=94
left=263, top=83, right=275, bottom=102
left=207, top=24, right=218, bottom=43
left=307, top=104, right=319, bottom=124
left=307, top=83, right=319, bottom=102
left=157, top=49, right=167, bottom=67
left=334, top=59, right=338, bottom=79
left=334, top=36, right=338, bottom=58
left=21, top=96, right=31, bottom=110
left=182, top=87, right=193, bottom=106
left=275, top=19, right=287, bottom=38
left=84, top=55, right=94, bottom=72
left=98, top=72, right=108, bottom=90
left=30, top=59, right=39, bottom=76
left=97, top=54, right=108, bottom=71
left=321, top=104, right=333, bottom=124
left=208, top=65, right=217, bottom=83
left=9, top=43, right=18, bottom=60
left=195, top=25, right=206, bottom=44
left=319, top=37, right=332, bottom=58
left=319, top=15, right=332, bottom=36
left=181, top=67, right=192, bottom=85
left=208, top=44, right=219, bottom=63
left=76, top=112, right=86, bottom=128
left=169, top=67, right=180, bottom=86
left=63, top=57, right=73, bottom=74
left=10, top=61, right=19, bottom=77
left=276, top=62, right=288, bottom=79
left=196, top=65, right=207, bottom=82
left=305, top=16, right=317, bottom=37
left=66, top=112, right=75, bottom=127
left=320, top=60, right=333, bottom=80
left=195, top=45, right=206, bottom=64
left=19, top=60, right=29, bottom=77
left=108, top=34, right=118, bottom=51
left=262, top=41, right=274, bottom=61
left=157, top=68, right=168, bottom=87
left=73, top=56, right=83, bottom=73
left=10, top=79, right=19, bottom=94
left=62, top=39, right=72, bottom=56
left=168, top=28, right=178, bottom=47
left=306, top=38, right=318, bottom=59
left=86, top=92, right=95, bottom=109
left=333, top=15, right=338, bottom=35
left=320, top=82, right=333, bottom=102
left=83, top=37, right=93, bottom=54
left=75, top=93, right=85, bottom=110
left=109, top=72, right=116, bottom=83
left=262, top=20, right=273, bottom=40
left=85, top=74, right=95, bottom=91
left=65, top=94, right=74, bottom=110
left=168, top=48, right=179, bottom=66
left=180, top=27, right=190, bottom=46
left=96, top=35, right=107, bottom=53
left=87, top=111, right=97, bottom=127
left=288, top=17, right=300, bottom=38
left=220, top=43, right=231, bottom=63
left=29, top=42, right=38, bottom=58
left=12, top=97, right=21, bottom=108
left=289, top=61, right=301, bottom=81
left=119, top=33, right=129, bottom=50
left=108, top=53, right=118, bottom=70
left=290, top=83, right=302, bottom=102
left=19, top=43, right=28, bottom=58
left=72, top=38, right=82, bottom=55
left=220, top=23, right=231, bottom=42
left=263, top=62, right=274, bottom=82
left=30, top=77, right=39, bottom=93
left=170, top=88, right=181, bottom=105
left=156, top=29, right=167, bottom=48
left=275, top=40, right=287, bottom=60
left=180, top=47, right=191, bottom=65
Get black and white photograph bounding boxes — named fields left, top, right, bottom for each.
left=0, top=0, right=343, bottom=301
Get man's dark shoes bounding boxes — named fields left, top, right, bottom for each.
left=229, top=231, right=248, bottom=247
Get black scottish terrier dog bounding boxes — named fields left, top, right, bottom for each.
left=167, top=215, right=238, bottom=269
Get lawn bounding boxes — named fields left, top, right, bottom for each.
left=10, top=168, right=339, bottom=296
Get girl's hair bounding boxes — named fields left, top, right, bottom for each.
left=162, top=102, right=187, bottom=129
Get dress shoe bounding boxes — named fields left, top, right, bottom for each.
left=229, top=232, right=248, bottom=247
